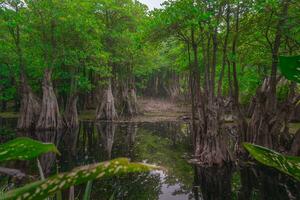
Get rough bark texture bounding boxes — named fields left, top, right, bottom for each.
left=192, top=5, right=232, bottom=166
left=36, top=69, right=63, bottom=130
left=290, top=129, right=300, bottom=156
left=17, top=75, right=41, bottom=130
left=194, top=100, right=232, bottom=166
left=120, top=87, right=138, bottom=117
left=238, top=0, right=290, bottom=151
left=246, top=78, right=298, bottom=150
left=64, top=94, right=79, bottom=129
left=96, top=81, right=118, bottom=121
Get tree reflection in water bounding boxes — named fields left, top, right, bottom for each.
left=193, top=166, right=232, bottom=200
left=1, top=118, right=300, bottom=200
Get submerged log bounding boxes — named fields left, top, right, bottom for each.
left=96, top=81, right=118, bottom=121
left=36, top=68, right=63, bottom=130
left=0, top=167, right=26, bottom=180
left=17, top=75, right=41, bottom=130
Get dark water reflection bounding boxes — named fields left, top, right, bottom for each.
left=0, top=118, right=300, bottom=200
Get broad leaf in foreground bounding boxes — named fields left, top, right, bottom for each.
left=0, top=158, right=159, bottom=200
left=0, top=137, right=60, bottom=162
left=243, top=143, right=300, bottom=181
left=279, top=55, right=300, bottom=83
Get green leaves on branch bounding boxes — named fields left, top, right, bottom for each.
left=0, top=137, right=60, bottom=163
left=279, top=55, right=300, bottom=83
left=0, top=158, right=159, bottom=200
left=243, top=143, right=300, bottom=182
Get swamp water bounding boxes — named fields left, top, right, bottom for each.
left=0, top=118, right=299, bottom=200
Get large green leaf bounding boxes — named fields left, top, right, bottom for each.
left=279, top=55, right=300, bottom=83
left=243, top=143, right=300, bottom=181
left=0, top=137, right=60, bottom=163
left=0, top=158, right=159, bottom=200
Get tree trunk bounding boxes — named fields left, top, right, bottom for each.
left=96, top=80, right=118, bottom=121
left=245, top=0, right=290, bottom=148
left=64, top=94, right=79, bottom=129
left=217, top=2, right=230, bottom=98
left=17, top=74, right=41, bottom=130
left=130, top=88, right=138, bottom=114
left=120, top=86, right=138, bottom=117
left=195, top=101, right=232, bottom=166
left=193, top=5, right=232, bottom=166
left=36, top=68, right=63, bottom=130
left=290, top=129, right=300, bottom=156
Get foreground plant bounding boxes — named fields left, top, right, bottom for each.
left=0, top=137, right=60, bottom=162
left=243, top=143, right=300, bottom=182
left=0, top=158, right=158, bottom=200
left=279, top=55, right=300, bottom=83
left=0, top=137, right=159, bottom=200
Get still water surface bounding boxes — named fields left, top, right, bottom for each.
left=0, top=118, right=299, bottom=200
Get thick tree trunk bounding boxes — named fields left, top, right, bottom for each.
left=64, top=94, right=79, bottom=129
left=195, top=101, right=232, bottom=166
left=246, top=78, right=274, bottom=147
left=241, top=0, right=290, bottom=150
left=290, top=129, right=300, bottom=156
left=120, top=87, right=138, bottom=117
left=36, top=68, right=63, bottom=130
left=96, top=80, right=118, bottom=121
left=246, top=79, right=297, bottom=149
left=17, top=74, right=41, bottom=130
left=194, top=5, right=232, bottom=166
